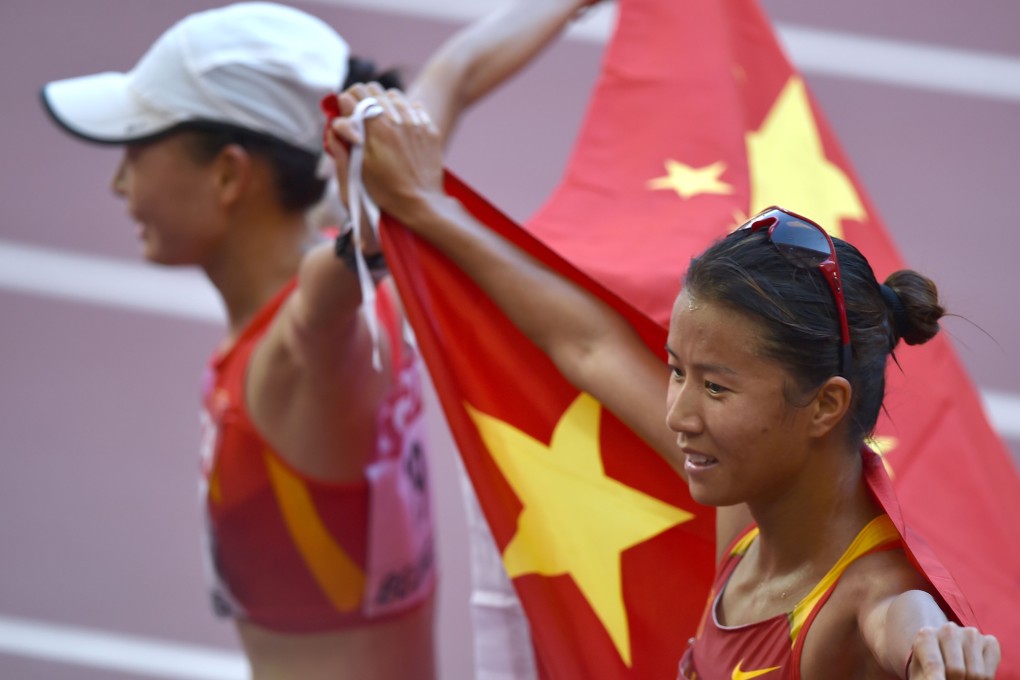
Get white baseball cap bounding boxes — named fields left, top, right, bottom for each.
left=41, top=2, right=349, bottom=154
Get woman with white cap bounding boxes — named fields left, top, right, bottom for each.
left=41, top=1, right=597, bottom=678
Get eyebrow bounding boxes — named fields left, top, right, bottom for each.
left=663, top=344, right=738, bottom=375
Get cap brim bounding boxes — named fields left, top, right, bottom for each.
left=41, top=72, right=179, bottom=145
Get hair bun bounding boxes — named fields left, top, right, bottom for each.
left=882, top=270, right=945, bottom=346
left=880, top=284, right=909, bottom=341
left=343, top=56, right=403, bottom=91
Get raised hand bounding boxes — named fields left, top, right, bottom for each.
left=327, top=83, right=446, bottom=228
left=908, top=623, right=1000, bottom=680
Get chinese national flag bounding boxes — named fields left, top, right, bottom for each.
left=379, top=176, right=975, bottom=677
left=381, top=174, right=715, bottom=679
left=525, top=0, right=1020, bottom=669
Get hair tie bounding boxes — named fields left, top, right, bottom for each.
left=880, top=284, right=909, bottom=338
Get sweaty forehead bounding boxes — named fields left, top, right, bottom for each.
left=667, top=291, right=766, bottom=362
left=669, top=289, right=713, bottom=330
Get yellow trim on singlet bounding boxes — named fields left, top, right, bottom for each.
left=725, top=515, right=899, bottom=647
left=207, top=467, right=223, bottom=505
left=788, top=514, right=898, bottom=643
left=731, top=526, right=761, bottom=556
left=264, top=451, right=366, bottom=612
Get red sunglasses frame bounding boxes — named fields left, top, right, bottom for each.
left=739, top=206, right=853, bottom=378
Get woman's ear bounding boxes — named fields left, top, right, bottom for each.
left=808, top=376, right=852, bottom=438
left=212, top=144, right=254, bottom=207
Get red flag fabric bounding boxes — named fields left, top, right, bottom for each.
left=526, top=0, right=1020, bottom=669
left=380, top=174, right=982, bottom=679
left=381, top=175, right=716, bottom=679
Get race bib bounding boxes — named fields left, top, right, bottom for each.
left=363, top=361, right=435, bottom=617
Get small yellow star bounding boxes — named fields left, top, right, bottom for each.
left=647, top=159, right=734, bottom=200
left=466, top=393, right=695, bottom=667
left=866, top=435, right=899, bottom=478
left=745, top=76, right=865, bottom=239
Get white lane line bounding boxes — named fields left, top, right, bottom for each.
left=981, top=390, right=1020, bottom=441
left=1, top=239, right=1018, bottom=443
left=312, top=0, right=1020, bottom=102
left=777, top=25, right=1020, bottom=102
left=310, top=0, right=617, bottom=42
left=0, top=616, right=247, bottom=680
left=0, top=239, right=223, bottom=324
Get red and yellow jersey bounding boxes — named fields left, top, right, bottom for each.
left=198, top=280, right=435, bottom=633
left=676, top=446, right=976, bottom=680
left=678, top=514, right=900, bottom=680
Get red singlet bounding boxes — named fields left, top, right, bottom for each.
left=677, top=515, right=900, bottom=680
left=198, top=280, right=435, bottom=632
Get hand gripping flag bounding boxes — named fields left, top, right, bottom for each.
left=526, top=0, right=1020, bottom=667
left=380, top=174, right=715, bottom=679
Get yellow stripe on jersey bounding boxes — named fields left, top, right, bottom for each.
left=264, top=451, right=365, bottom=612
left=788, top=514, right=899, bottom=644
left=731, top=527, right=761, bottom=556
left=207, top=466, right=223, bottom=505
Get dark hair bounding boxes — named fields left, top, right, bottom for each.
left=172, top=55, right=403, bottom=213
left=175, top=122, right=325, bottom=213
left=343, top=55, right=403, bottom=90
left=683, top=225, right=946, bottom=445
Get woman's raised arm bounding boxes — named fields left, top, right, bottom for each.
left=330, top=87, right=681, bottom=471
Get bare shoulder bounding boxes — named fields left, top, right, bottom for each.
left=253, top=284, right=387, bottom=397
left=799, top=546, right=930, bottom=680
left=245, top=281, right=396, bottom=480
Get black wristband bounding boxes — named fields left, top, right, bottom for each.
left=335, top=229, right=386, bottom=272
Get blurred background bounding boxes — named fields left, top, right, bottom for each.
left=1, top=0, right=1018, bottom=677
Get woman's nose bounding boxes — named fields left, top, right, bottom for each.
left=110, top=157, right=128, bottom=197
left=665, top=382, right=702, bottom=435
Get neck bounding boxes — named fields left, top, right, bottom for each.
left=204, top=210, right=312, bottom=339
left=746, top=443, right=877, bottom=577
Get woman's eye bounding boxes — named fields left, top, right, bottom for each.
left=705, top=381, right=727, bottom=395
left=671, top=367, right=684, bottom=380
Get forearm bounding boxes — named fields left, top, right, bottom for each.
left=409, top=0, right=593, bottom=144
left=871, top=590, right=947, bottom=676
left=861, top=587, right=1001, bottom=679
left=333, top=86, right=676, bottom=457
left=397, top=190, right=617, bottom=364
left=399, top=191, right=683, bottom=465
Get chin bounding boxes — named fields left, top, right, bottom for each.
left=686, top=481, right=737, bottom=508
left=141, top=248, right=173, bottom=266
left=138, top=235, right=162, bottom=263
left=141, top=243, right=194, bottom=267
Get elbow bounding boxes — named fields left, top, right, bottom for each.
left=544, top=333, right=604, bottom=396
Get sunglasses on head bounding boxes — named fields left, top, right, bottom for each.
left=737, top=206, right=853, bottom=378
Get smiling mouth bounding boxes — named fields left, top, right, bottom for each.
left=684, top=453, right=718, bottom=469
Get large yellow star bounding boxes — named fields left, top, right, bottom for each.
left=745, top=76, right=865, bottom=239
left=647, top=159, right=734, bottom=199
left=466, top=393, right=695, bottom=667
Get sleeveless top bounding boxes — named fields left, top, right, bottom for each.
left=677, top=515, right=901, bottom=680
left=198, top=280, right=435, bottom=632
